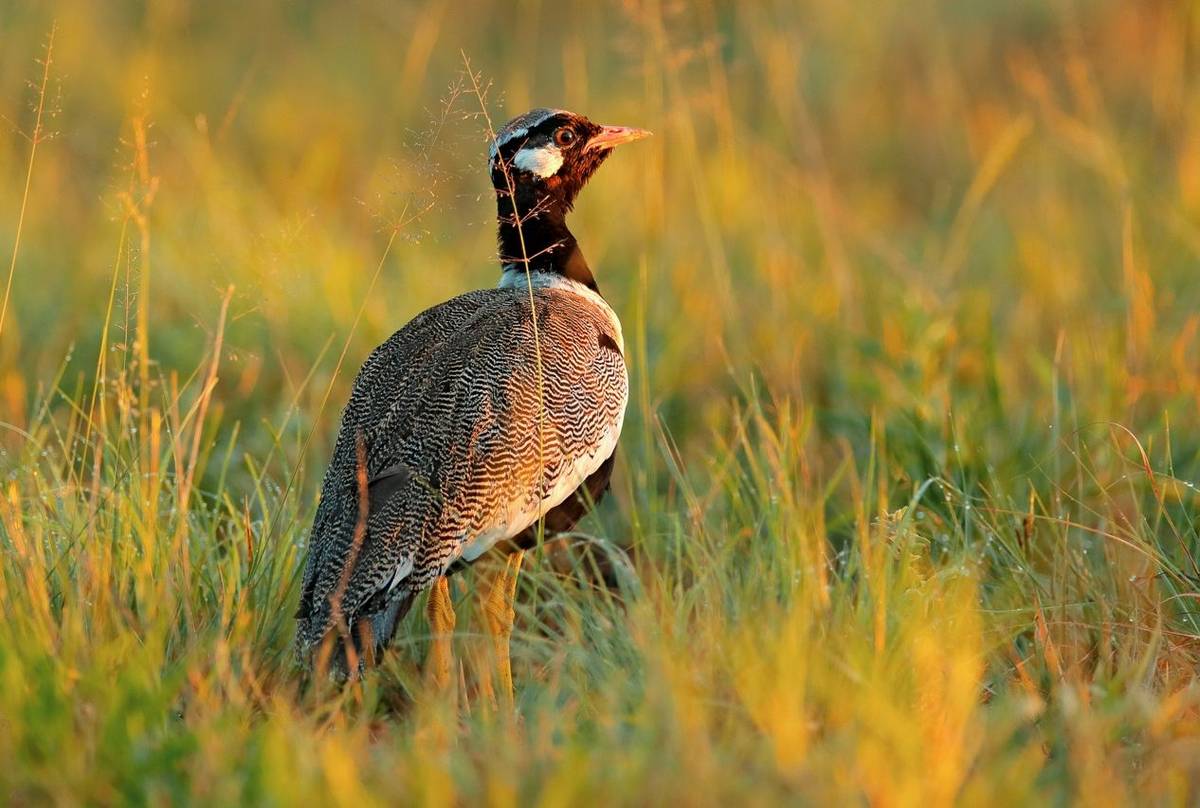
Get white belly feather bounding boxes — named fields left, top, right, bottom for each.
left=458, top=398, right=626, bottom=564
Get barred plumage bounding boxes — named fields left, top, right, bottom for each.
left=295, top=107, right=648, bottom=676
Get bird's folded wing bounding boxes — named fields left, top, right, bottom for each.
left=295, top=288, right=627, bottom=648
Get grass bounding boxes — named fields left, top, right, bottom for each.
left=2, top=0, right=1200, bottom=803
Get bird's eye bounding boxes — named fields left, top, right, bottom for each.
left=553, top=127, right=576, bottom=147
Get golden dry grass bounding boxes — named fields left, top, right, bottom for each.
left=2, top=0, right=1200, bottom=804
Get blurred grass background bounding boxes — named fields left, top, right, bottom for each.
left=3, top=0, right=1200, bottom=803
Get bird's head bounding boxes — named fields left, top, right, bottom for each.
left=489, top=108, right=650, bottom=213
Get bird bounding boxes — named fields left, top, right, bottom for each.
left=294, top=107, right=650, bottom=701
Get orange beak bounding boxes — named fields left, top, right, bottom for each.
left=585, top=124, right=652, bottom=152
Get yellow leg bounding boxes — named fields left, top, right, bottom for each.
left=426, top=577, right=456, bottom=691
left=483, top=550, right=524, bottom=712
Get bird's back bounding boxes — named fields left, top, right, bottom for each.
left=295, top=278, right=627, bottom=662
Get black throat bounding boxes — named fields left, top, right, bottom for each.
left=496, top=185, right=597, bottom=291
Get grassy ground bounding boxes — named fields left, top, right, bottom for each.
left=2, top=0, right=1200, bottom=804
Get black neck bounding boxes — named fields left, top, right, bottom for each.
left=496, top=188, right=597, bottom=291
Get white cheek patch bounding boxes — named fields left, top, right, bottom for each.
left=512, top=145, right=564, bottom=178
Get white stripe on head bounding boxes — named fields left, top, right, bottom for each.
left=488, top=108, right=568, bottom=161
left=489, top=127, right=526, bottom=161
left=512, top=145, right=564, bottom=178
